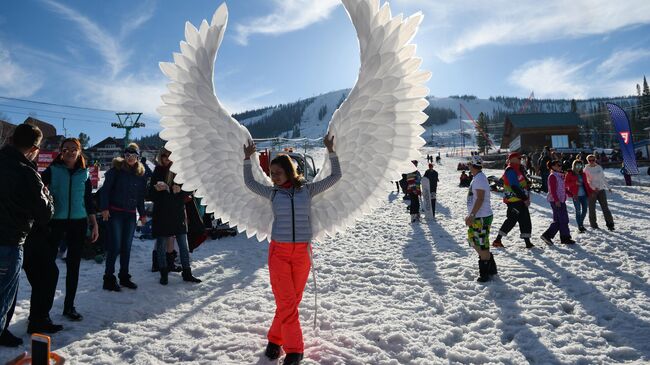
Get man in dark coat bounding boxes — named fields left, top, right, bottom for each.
left=0, top=124, right=54, bottom=346
left=537, top=146, right=551, bottom=192
left=423, top=163, right=439, bottom=217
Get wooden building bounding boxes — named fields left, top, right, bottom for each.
left=501, top=113, right=584, bottom=153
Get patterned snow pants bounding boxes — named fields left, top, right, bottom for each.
left=468, top=215, right=493, bottom=250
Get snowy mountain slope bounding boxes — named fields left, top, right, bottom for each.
left=236, top=90, right=639, bottom=142
left=1, top=148, right=648, bottom=364
left=298, top=90, right=349, bottom=139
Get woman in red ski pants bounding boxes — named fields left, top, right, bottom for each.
left=243, top=134, right=341, bottom=365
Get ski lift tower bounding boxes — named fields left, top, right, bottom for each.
left=111, top=112, right=145, bottom=147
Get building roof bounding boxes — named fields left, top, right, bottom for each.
left=23, top=117, right=57, bottom=138
left=507, top=112, right=583, bottom=129
left=89, top=137, right=125, bottom=150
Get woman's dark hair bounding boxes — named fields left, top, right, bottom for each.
left=10, top=123, right=43, bottom=150
left=53, top=138, right=86, bottom=169
left=156, top=146, right=171, bottom=166
left=547, top=159, right=561, bottom=170
left=270, top=154, right=303, bottom=188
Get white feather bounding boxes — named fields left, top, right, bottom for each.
left=159, top=0, right=429, bottom=242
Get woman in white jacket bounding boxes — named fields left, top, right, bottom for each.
left=583, top=155, right=615, bottom=231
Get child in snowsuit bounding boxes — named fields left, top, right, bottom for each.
left=541, top=160, right=575, bottom=245
left=243, top=135, right=341, bottom=365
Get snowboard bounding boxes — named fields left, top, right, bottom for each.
left=421, top=177, right=434, bottom=220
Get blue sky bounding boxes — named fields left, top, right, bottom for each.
left=0, top=0, right=649, bottom=143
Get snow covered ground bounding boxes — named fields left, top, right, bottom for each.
left=2, top=147, right=649, bottom=364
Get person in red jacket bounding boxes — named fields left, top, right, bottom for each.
left=564, top=160, right=593, bottom=233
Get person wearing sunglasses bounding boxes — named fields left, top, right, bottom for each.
left=540, top=160, right=575, bottom=245
left=0, top=124, right=53, bottom=347
left=583, top=155, right=615, bottom=231
left=564, top=160, right=593, bottom=233
left=99, top=143, right=148, bottom=291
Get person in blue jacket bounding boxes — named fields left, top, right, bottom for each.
left=25, top=138, right=99, bottom=329
left=99, top=143, right=147, bottom=291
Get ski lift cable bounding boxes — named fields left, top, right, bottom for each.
left=459, top=103, right=494, bottom=147
left=0, top=103, right=121, bottom=123
left=0, top=95, right=160, bottom=125
left=0, top=109, right=109, bottom=125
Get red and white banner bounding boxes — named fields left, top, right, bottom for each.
left=88, top=165, right=100, bottom=188
left=37, top=151, right=57, bottom=173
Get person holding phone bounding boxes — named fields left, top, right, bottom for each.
left=148, top=147, right=201, bottom=285
left=0, top=124, right=53, bottom=347
left=99, top=143, right=147, bottom=291
left=243, top=134, right=341, bottom=365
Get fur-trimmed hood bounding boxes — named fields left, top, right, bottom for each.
left=112, top=157, right=145, bottom=176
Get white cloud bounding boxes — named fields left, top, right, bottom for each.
left=509, top=58, right=591, bottom=99
left=509, top=53, right=643, bottom=99
left=221, top=89, right=276, bottom=114
left=41, top=0, right=127, bottom=77
left=401, top=0, right=650, bottom=63
left=0, top=48, right=44, bottom=98
left=75, top=73, right=166, bottom=119
left=597, top=48, right=650, bottom=78
left=235, top=0, right=340, bottom=45
left=119, top=0, right=156, bottom=38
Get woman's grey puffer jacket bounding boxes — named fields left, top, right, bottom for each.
left=244, top=153, right=341, bottom=242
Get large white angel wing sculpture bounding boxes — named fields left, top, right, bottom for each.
left=158, top=0, right=430, bottom=242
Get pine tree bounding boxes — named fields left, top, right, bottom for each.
left=318, top=105, right=328, bottom=121
left=641, top=76, right=650, bottom=121
left=78, top=132, right=91, bottom=148
left=570, top=99, right=577, bottom=113
left=475, top=112, right=489, bottom=154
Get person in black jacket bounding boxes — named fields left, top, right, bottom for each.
left=99, top=143, right=147, bottom=291
left=423, top=163, right=439, bottom=217
left=0, top=124, right=54, bottom=347
left=149, top=148, right=201, bottom=285
left=538, top=146, right=551, bottom=193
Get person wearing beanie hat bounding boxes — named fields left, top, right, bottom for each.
left=508, top=152, right=521, bottom=161
left=493, top=152, right=534, bottom=248
left=423, top=163, right=439, bottom=218
left=465, top=155, right=496, bottom=282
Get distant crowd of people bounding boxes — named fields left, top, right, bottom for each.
left=395, top=146, right=626, bottom=283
